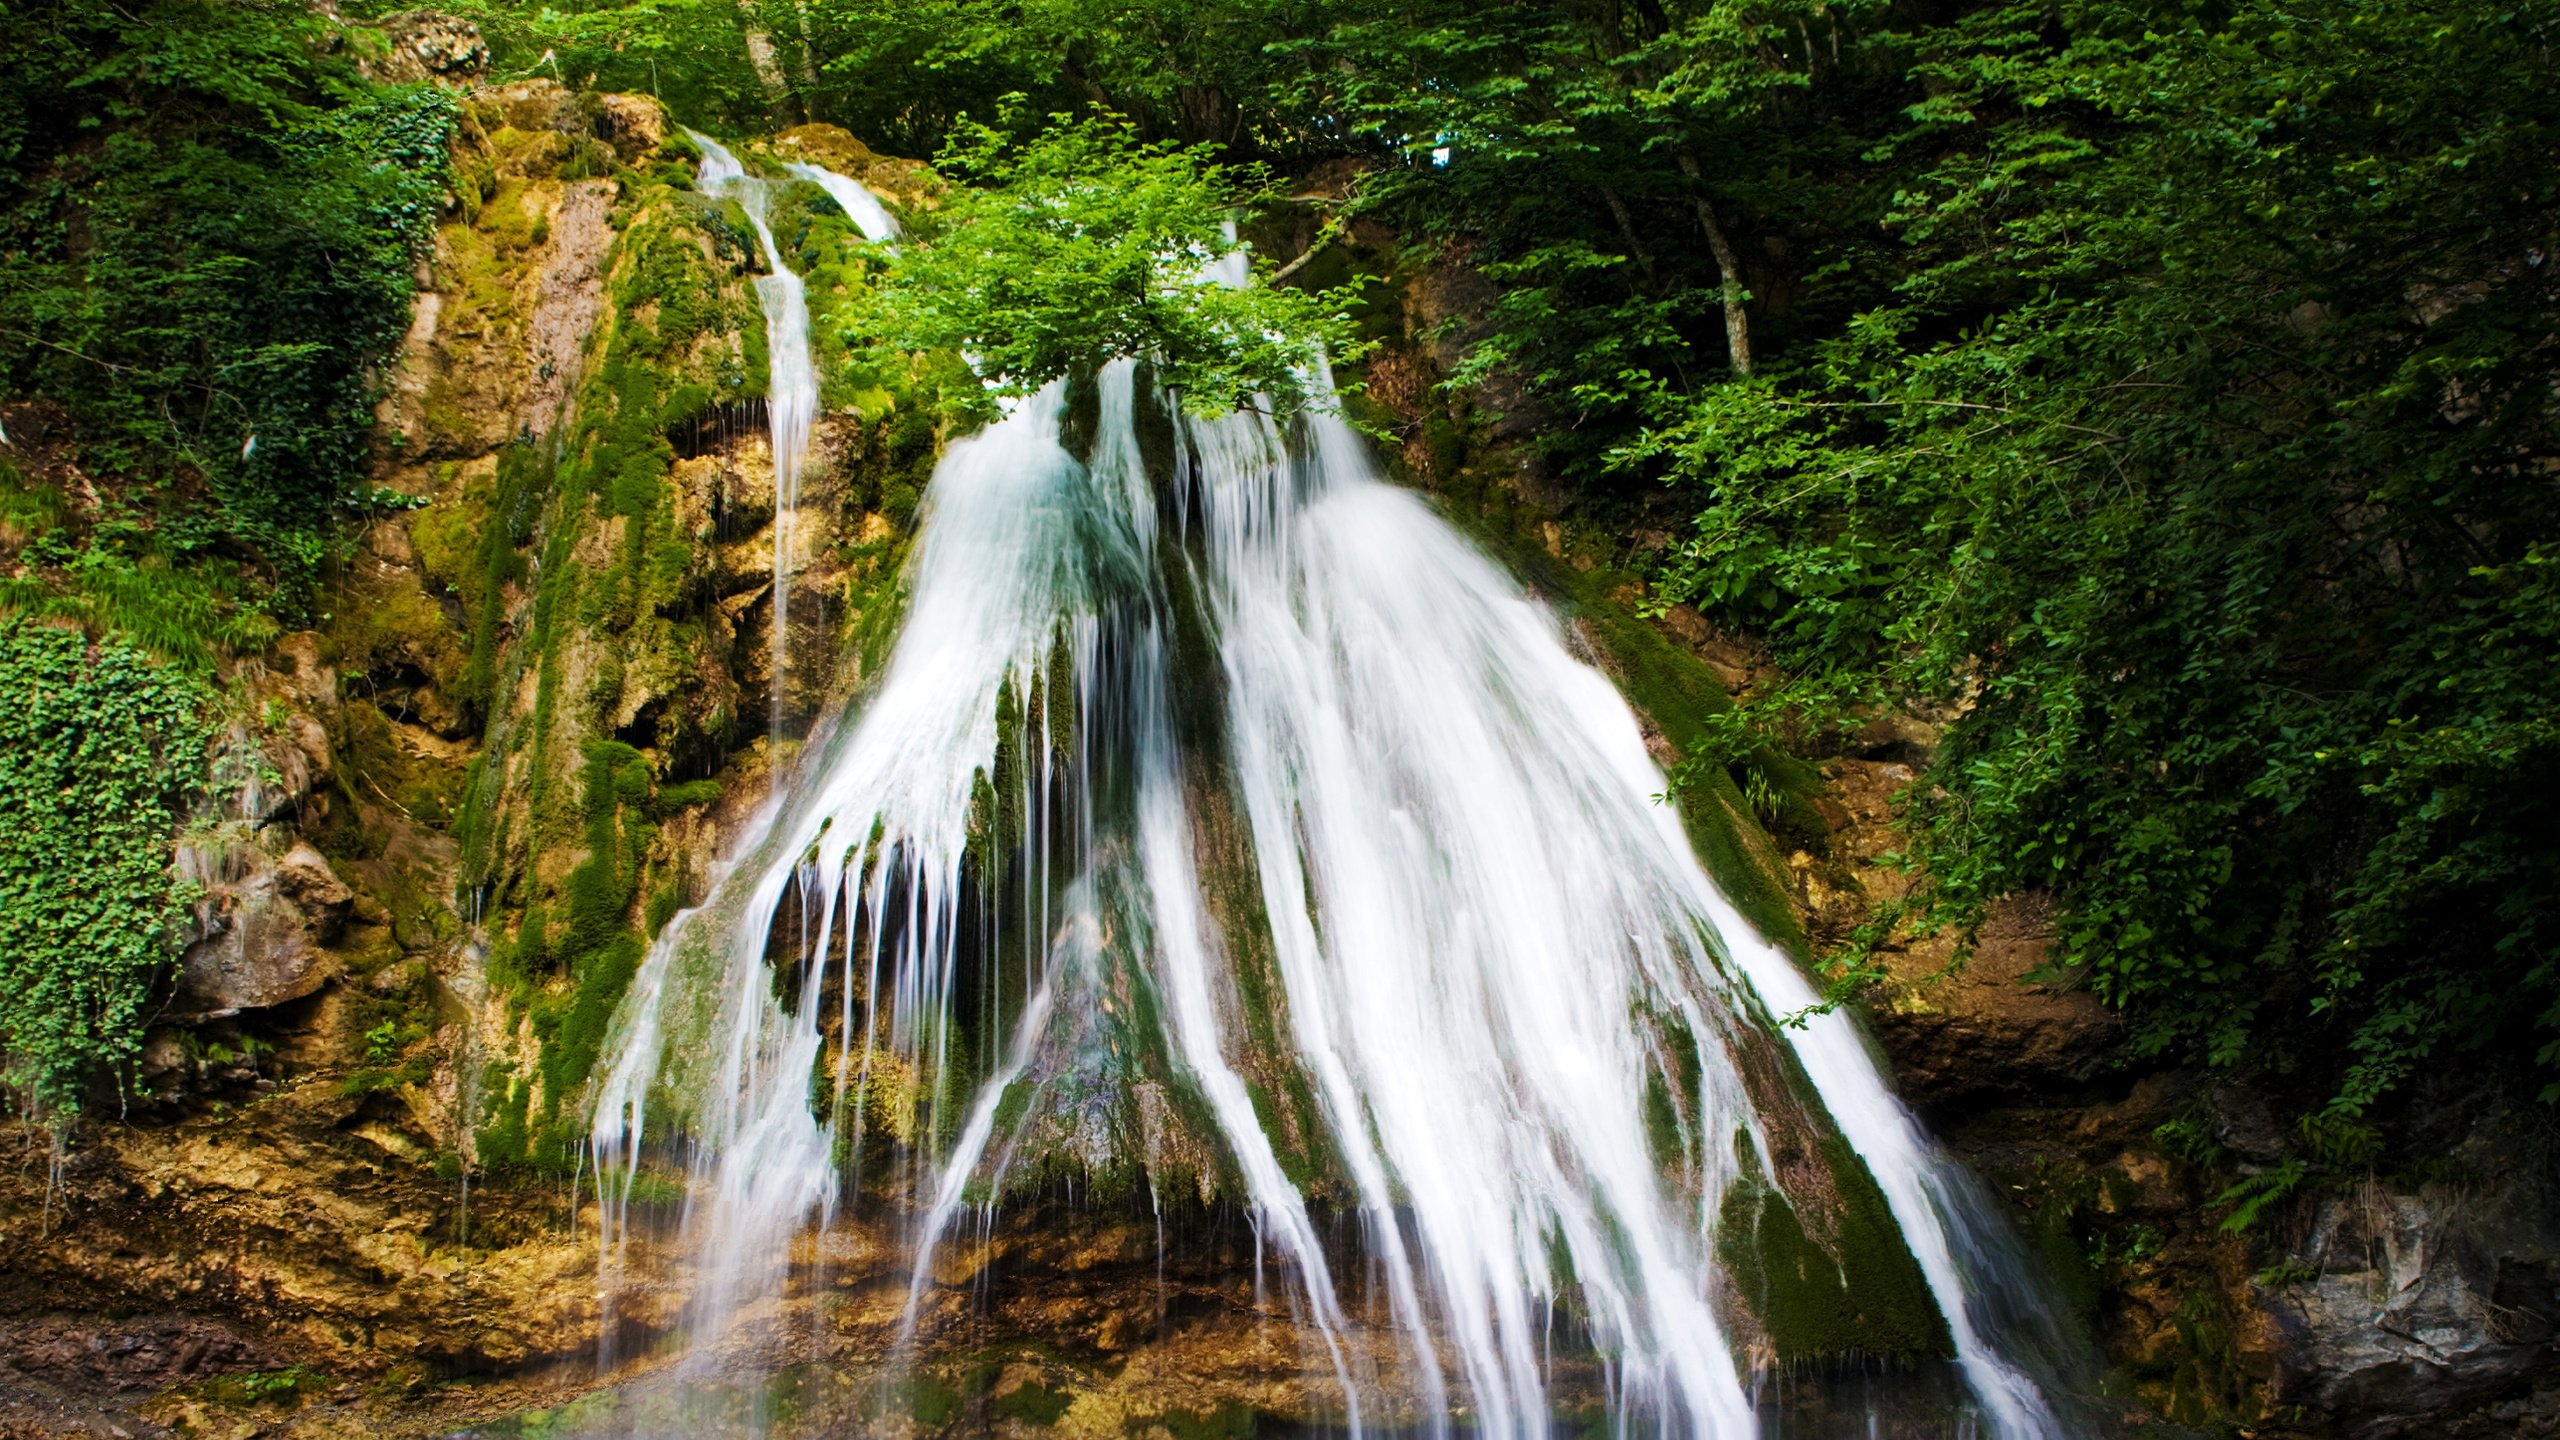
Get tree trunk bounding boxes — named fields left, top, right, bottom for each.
left=1675, top=150, right=1753, bottom=376
left=742, top=28, right=800, bottom=124
left=1596, top=184, right=1662, bottom=290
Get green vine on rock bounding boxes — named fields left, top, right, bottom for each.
left=0, top=619, right=211, bottom=1108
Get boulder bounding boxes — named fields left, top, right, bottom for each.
left=273, top=841, right=355, bottom=943
left=497, top=78, right=580, bottom=135
left=597, top=93, right=668, bottom=162
left=174, top=834, right=352, bottom=1012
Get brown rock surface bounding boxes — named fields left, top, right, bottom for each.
left=174, top=839, right=337, bottom=1014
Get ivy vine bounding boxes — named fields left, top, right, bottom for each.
left=0, top=619, right=211, bottom=1107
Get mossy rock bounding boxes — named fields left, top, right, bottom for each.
left=1717, top=1132, right=1952, bottom=1363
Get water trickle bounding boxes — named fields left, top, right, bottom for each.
left=687, top=132, right=894, bottom=735
left=587, top=352, right=2081, bottom=1435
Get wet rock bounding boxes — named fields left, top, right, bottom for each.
left=0, top=1086, right=599, bottom=1412
left=138, top=1030, right=189, bottom=1091
left=283, top=712, right=335, bottom=791
left=2208, top=1085, right=2295, bottom=1167
left=1868, top=895, right=2124, bottom=1110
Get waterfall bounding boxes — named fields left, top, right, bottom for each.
left=688, top=133, right=892, bottom=734
left=587, top=349, right=2076, bottom=1434
left=782, top=162, right=900, bottom=243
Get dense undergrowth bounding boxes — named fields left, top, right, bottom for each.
left=1, top=0, right=454, bottom=634
left=0, top=621, right=210, bottom=1103
left=0, top=0, right=452, bottom=1100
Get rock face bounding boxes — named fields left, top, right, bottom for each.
left=1773, top=709, right=2560, bottom=1436
left=0, top=1081, right=596, bottom=1438
left=1867, top=892, right=2125, bottom=1110
left=365, top=12, right=490, bottom=86
left=174, top=837, right=353, bottom=1014
left=2262, top=1179, right=2560, bottom=1434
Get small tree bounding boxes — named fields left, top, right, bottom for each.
left=867, top=106, right=1368, bottom=421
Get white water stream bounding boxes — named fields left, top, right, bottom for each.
left=587, top=244, right=2076, bottom=1432
left=783, top=162, right=900, bottom=244
left=688, top=133, right=865, bottom=734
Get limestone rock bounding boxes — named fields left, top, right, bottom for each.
left=1868, top=894, right=2124, bottom=1109
left=1660, top=603, right=1759, bottom=692
left=497, top=78, right=579, bottom=135
left=596, top=93, right=667, bottom=162
left=268, top=631, right=339, bottom=713
left=769, top=123, right=939, bottom=210
left=273, top=841, right=355, bottom=944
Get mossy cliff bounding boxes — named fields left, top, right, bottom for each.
left=350, top=79, right=947, bottom=1182
left=0, top=69, right=956, bottom=1434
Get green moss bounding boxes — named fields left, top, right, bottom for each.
left=477, top=1069, right=532, bottom=1170
left=481, top=178, right=544, bottom=252
left=994, top=1382, right=1074, bottom=1426
left=643, top=882, right=685, bottom=936
left=342, top=699, right=465, bottom=827
left=866, top=1375, right=964, bottom=1429
left=1716, top=1131, right=1950, bottom=1363
left=340, top=1052, right=434, bottom=1097
left=1642, top=1068, right=1686, bottom=1176
left=528, top=932, right=643, bottom=1153
left=1142, top=1401, right=1261, bottom=1440
left=654, top=777, right=723, bottom=814
left=181, top=1365, right=332, bottom=1411
left=460, top=441, right=543, bottom=725
left=407, top=474, right=485, bottom=593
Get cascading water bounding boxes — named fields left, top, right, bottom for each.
left=687, top=132, right=861, bottom=734
left=782, top=162, right=900, bottom=244
left=591, top=379, right=1104, bottom=1373
left=587, top=341, right=2082, bottom=1433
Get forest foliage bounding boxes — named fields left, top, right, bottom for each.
left=0, top=0, right=459, bottom=1104
left=867, top=110, right=1365, bottom=420
left=0, top=0, right=454, bottom=643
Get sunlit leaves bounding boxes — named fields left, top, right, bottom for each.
left=863, top=108, right=1368, bottom=421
